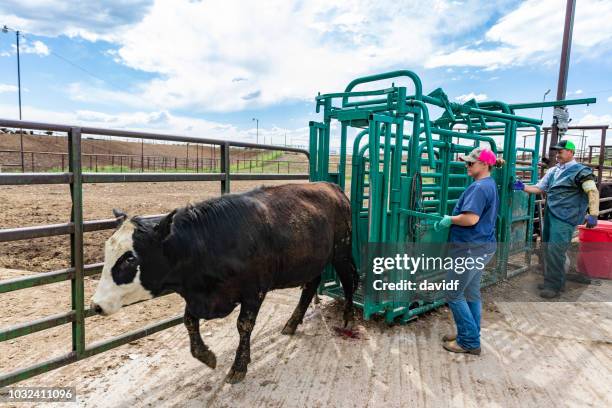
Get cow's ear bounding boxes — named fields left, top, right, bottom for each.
left=155, top=209, right=177, bottom=240
left=113, top=208, right=128, bottom=227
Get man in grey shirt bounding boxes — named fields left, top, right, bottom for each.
left=513, top=140, right=599, bottom=298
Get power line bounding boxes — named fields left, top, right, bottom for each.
left=16, top=31, right=127, bottom=93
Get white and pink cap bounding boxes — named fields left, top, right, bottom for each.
left=459, top=147, right=497, bottom=165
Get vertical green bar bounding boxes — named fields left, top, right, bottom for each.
left=220, top=142, right=230, bottom=194
left=389, top=120, right=404, bottom=242
left=318, top=128, right=325, bottom=180
left=308, top=122, right=318, bottom=181
left=439, top=131, right=450, bottom=215
left=380, top=123, right=392, bottom=242
left=339, top=123, right=347, bottom=190
left=368, top=120, right=381, bottom=242
left=69, top=127, right=85, bottom=356
left=323, top=99, right=332, bottom=180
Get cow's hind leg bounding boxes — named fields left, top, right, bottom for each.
left=333, top=256, right=358, bottom=327
left=184, top=307, right=217, bottom=369
left=281, top=275, right=322, bottom=335
left=225, top=295, right=264, bottom=384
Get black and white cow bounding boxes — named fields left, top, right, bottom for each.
left=91, top=182, right=358, bottom=383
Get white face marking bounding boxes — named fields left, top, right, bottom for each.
left=91, top=220, right=153, bottom=315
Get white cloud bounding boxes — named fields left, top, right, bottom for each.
left=574, top=89, right=583, bottom=95
left=1, top=38, right=50, bottom=56
left=0, top=1, right=153, bottom=42
left=577, top=113, right=612, bottom=127
left=0, top=84, right=18, bottom=93
left=426, top=0, right=612, bottom=69
left=570, top=113, right=612, bottom=146
left=607, top=96, right=612, bottom=102
left=0, top=103, right=313, bottom=146
left=19, top=39, right=50, bottom=56
left=455, top=93, right=488, bottom=103
left=3, top=0, right=518, bottom=112
left=67, top=82, right=149, bottom=108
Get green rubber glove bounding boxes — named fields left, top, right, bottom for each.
left=435, top=215, right=452, bottom=231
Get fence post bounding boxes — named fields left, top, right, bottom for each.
left=31, top=152, right=34, bottom=172
left=96, top=156, right=99, bottom=172
left=68, top=127, right=85, bottom=357
left=220, top=142, right=230, bottom=194
left=598, top=127, right=606, bottom=184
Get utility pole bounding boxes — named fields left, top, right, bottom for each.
left=3, top=25, right=24, bottom=171
left=548, top=0, right=576, bottom=164
left=252, top=118, right=259, bottom=144
left=540, top=89, right=551, bottom=121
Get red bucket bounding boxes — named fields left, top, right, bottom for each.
left=577, top=220, right=612, bottom=279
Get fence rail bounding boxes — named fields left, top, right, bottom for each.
left=0, top=118, right=310, bottom=387
left=0, top=148, right=310, bottom=174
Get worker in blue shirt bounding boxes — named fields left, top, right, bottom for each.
left=435, top=147, right=503, bottom=355
left=513, top=140, right=600, bottom=298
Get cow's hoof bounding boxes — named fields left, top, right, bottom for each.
left=281, top=322, right=297, bottom=335
left=343, top=310, right=354, bottom=328
left=193, top=348, right=217, bottom=369
left=224, top=368, right=246, bottom=384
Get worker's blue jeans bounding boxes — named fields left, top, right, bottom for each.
left=542, top=210, right=576, bottom=292
left=445, top=250, right=494, bottom=350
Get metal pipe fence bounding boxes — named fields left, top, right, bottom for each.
left=0, top=149, right=311, bottom=174
left=0, top=118, right=310, bottom=387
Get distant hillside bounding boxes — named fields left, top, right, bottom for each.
left=0, top=132, right=306, bottom=172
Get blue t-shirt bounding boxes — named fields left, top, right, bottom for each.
left=449, top=177, right=499, bottom=247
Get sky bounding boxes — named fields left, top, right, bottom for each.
left=1, top=0, right=611, bottom=150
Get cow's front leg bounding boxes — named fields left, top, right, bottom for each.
left=184, top=307, right=217, bottom=369
left=225, top=296, right=264, bottom=384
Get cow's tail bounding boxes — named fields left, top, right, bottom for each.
left=351, top=256, right=359, bottom=292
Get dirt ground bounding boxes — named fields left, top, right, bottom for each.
left=1, top=181, right=611, bottom=407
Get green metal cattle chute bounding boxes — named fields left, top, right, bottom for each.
left=309, top=70, right=595, bottom=323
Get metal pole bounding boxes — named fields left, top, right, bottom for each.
left=220, top=142, right=230, bottom=194
left=141, top=138, right=144, bottom=172
left=68, top=127, right=85, bottom=357
left=540, top=89, right=551, bottom=121
left=252, top=118, right=259, bottom=144
left=598, top=127, right=606, bottom=184
left=548, top=0, right=576, bottom=164
left=9, top=28, right=25, bottom=172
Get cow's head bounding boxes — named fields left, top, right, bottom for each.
left=91, top=209, right=175, bottom=315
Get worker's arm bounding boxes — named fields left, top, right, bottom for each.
left=451, top=212, right=480, bottom=227
left=435, top=212, right=480, bottom=230
left=583, top=180, right=600, bottom=216
left=514, top=167, right=554, bottom=194
left=581, top=180, right=600, bottom=229
left=523, top=184, right=544, bottom=195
